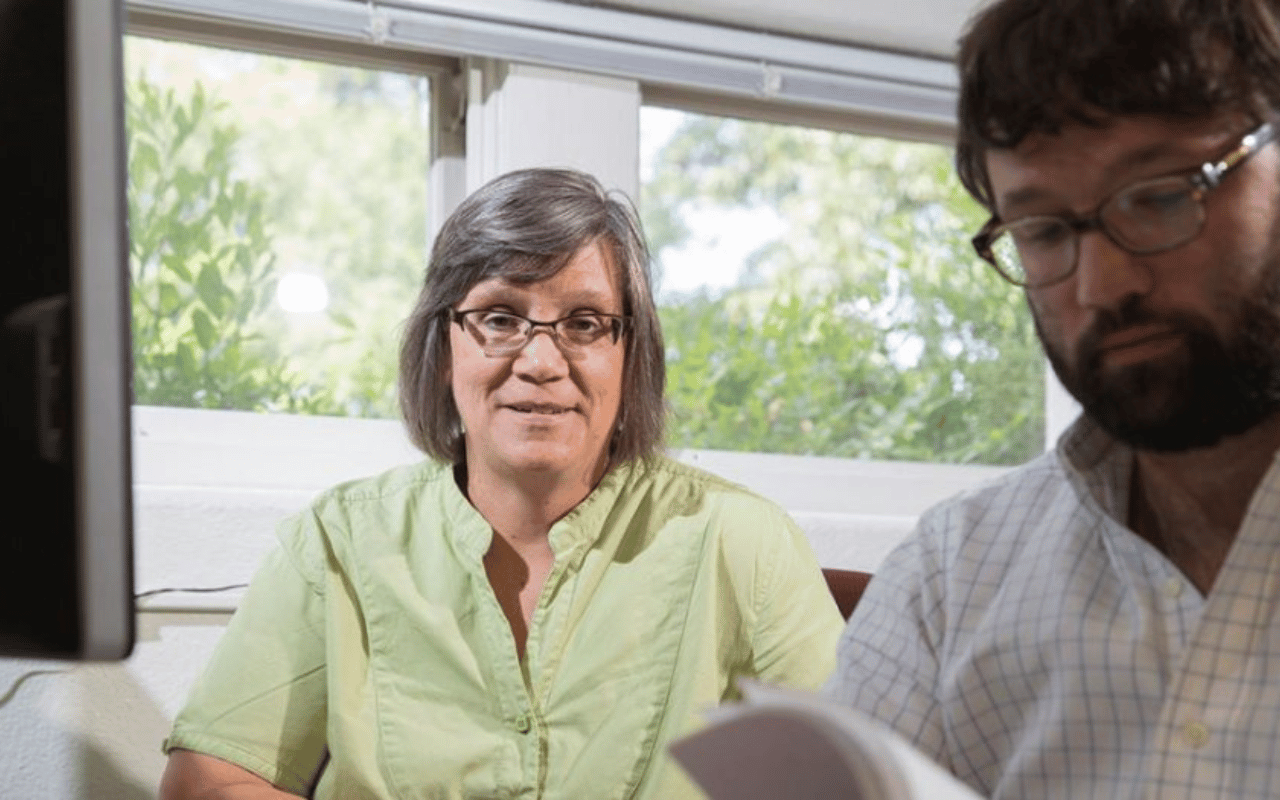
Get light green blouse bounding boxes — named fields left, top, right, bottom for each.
left=164, top=455, right=842, bottom=799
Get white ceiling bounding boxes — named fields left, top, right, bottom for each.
left=593, top=0, right=988, bottom=59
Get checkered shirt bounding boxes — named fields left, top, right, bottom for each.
left=825, top=416, right=1280, bottom=799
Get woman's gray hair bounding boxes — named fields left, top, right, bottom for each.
left=399, top=167, right=666, bottom=465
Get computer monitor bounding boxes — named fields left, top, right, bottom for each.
left=0, top=0, right=134, bottom=659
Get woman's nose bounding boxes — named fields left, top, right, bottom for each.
left=512, top=330, right=568, bottom=378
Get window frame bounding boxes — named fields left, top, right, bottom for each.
left=126, top=0, right=1077, bottom=611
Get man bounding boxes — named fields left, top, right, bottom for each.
left=825, top=1, right=1280, bottom=797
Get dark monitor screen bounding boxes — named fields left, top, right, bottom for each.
left=0, top=0, right=134, bottom=659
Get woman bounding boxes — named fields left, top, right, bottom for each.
left=159, top=168, right=842, bottom=799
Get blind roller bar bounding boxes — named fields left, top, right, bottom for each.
left=126, top=0, right=959, bottom=127
left=389, top=0, right=957, bottom=88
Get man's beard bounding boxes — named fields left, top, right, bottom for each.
left=1038, top=274, right=1280, bottom=452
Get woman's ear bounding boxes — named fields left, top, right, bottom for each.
left=440, top=327, right=453, bottom=385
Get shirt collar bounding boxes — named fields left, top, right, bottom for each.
left=441, top=458, right=648, bottom=561
left=1056, top=415, right=1135, bottom=526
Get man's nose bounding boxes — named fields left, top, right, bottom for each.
left=1073, top=230, right=1154, bottom=312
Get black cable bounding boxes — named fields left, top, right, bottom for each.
left=134, top=583, right=249, bottom=600
left=0, top=584, right=251, bottom=708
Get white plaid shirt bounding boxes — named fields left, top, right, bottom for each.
left=825, top=416, right=1280, bottom=799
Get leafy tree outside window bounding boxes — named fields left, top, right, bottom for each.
left=123, top=39, right=1039, bottom=469
left=642, top=110, right=1044, bottom=466
left=124, top=38, right=430, bottom=417
left=127, top=74, right=337, bottom=412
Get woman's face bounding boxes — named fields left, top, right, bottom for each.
left=448, top=241, right=626, bottom=489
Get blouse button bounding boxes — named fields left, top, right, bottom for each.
left=1163, top=577, right=1185, bottom=599
left=514, top=713, right=532, bottom=734
left=1182, top=721, right=1210, bottom=749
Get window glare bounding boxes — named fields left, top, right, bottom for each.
left=640, top=108, right=1045, bottom=466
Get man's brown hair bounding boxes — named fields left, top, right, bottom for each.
left=956, top=0, right=1280, bottom=212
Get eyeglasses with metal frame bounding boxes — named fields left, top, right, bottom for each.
left=971, top=120, right=1278, bottom=289
left=450, top=308, right=630, bottom=357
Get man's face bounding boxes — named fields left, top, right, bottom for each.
left=985, top=114, right=1280, bottom=451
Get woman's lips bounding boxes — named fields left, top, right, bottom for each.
left=506, top=402, right=571, bottom=415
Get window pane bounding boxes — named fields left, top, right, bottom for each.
left=124, top=38, right=429, bottom=417
left=641, top=108, right=1044, bottom=466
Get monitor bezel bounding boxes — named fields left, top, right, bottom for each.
left=67, top=0, right=135, bottom=660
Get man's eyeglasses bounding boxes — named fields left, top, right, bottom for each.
left=450, top=308, right=629, bottom=357
left=972, top=121, right=1277, bottom=288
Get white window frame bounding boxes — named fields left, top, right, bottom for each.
left=125, top=0, right=1077, bottom=613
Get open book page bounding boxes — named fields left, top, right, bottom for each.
left=669, top=680, right=983, bottom=800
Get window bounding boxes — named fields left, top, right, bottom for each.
left=123, top=3, right=1037, bottom=599
left=642, top=108, right=1045, bottom=466
left=124, top=37, right=430, bottom=418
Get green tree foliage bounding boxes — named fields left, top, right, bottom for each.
left=123, top=36, right=1040, bottom=466
left=126, top=75, right=338, bottom=412
left=644, top=115, right=1045, bottom=465
left=124, top=38, right=428, bottom=418
left=242, top=64, right=429, bottom=418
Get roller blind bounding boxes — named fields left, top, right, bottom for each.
left=126, top=0, right=958, bottom=128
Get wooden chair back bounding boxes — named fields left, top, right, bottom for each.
left=822, top=568, right=873, bottom=620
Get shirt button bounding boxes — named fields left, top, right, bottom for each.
left=1182, top=721, right=1210, bottom=748
left=514, top=713, right=531, bottom=733
left=1163, top=577, right=1185, bottom=598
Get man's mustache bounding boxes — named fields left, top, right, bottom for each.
left=1076, top=298, right=1205, bottom=368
